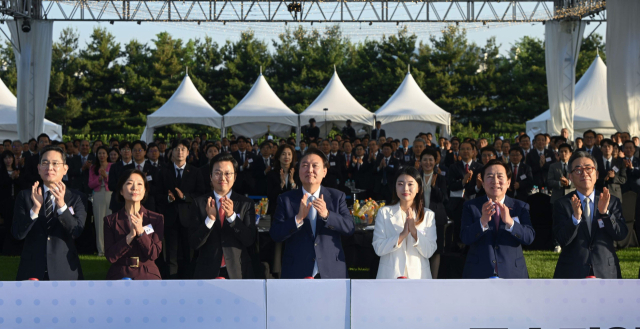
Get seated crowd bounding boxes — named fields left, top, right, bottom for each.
left=0, top=122, right=639, bottom=280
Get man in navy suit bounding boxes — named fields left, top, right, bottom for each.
left=270, top=148, right=355, bottom=279
left=460, top=159, right=535, bottom=278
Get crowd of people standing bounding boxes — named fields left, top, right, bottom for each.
left=1, top=120, right=639, bottom=281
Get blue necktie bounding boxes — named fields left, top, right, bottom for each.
left=307, top=195, right=317, bottom=236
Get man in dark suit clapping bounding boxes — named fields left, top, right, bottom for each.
left=155, top=139, right=207, bottom=279
left=189, top=154, right=256, bottom=279
left=270, top=148, right=355, bottom=279
left=12, top=146, right=87, bottom=280
left=553, top=151, right=628, bottom=278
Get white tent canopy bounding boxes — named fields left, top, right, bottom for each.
left=224, top=73, right=298, bottom=139
left=142, top=74, right=222, bottom=142
left=0, top=77, right=62, bottom=141
left=526, top=55, right=616, bottom=138
left=300, top=69, right=373, bottom=137
left=375, top=71, right=451, bottom=139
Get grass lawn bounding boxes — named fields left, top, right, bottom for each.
left=1, top=249, right=638, bottom=280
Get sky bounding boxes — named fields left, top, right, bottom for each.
left=41, top=20, right=606, bottom=56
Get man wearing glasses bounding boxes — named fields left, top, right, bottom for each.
left=553, top=151, right=628, bottom=279
left=189, top=153, right=256, bottom=279
left=12, top=146, right=87, bottom=280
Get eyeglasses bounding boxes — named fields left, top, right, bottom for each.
left=571, top=166, right=595, bottom=175
left=213, top=171, right=235, bottom=179
left=40, top=161, right=64, bottom=168
left=132, top=149, right=145, bottom=153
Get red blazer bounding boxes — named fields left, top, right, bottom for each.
left=104, top=206, right=164, bottom=280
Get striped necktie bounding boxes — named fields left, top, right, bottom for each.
left=45, top=191, right=54, bottom=228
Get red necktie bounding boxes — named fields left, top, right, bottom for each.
left=219, top=198, right=226, bottom=267
left=464, top=163, right=469, bottom=173
left=513, top=165, right=518, bottom=179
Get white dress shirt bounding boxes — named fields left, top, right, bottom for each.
left=572, top=190, right=596, bottom=225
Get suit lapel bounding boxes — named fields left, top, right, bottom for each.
left=115, top=209, right=130, bottom=235
left=589, top=193, right=601, bottom=244
left=389, top=204, right=405, bottom=235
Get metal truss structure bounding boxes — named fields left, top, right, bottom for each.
left=0, top=0, right=606, bottom=24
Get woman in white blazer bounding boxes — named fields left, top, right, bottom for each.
left=372, top=166, right=437, bottom=279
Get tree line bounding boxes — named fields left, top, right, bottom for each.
left=0, top=25, right=605, bottom=138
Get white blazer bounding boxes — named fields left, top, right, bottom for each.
left=372, top=204, right=437, bottom=279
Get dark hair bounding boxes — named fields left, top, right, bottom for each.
left=3, top=139, right=11, bottom=145
left=600, top=138, right=615, bottom=148
left=37, top=133, right=50, bottom=144
left=259, top=141, right=270, bottom=149
left=204, top=144, right=219, bottom=155
left=583, top=130, right=596, bottom=138
left=419, top=147, right=438, bottom=161
left=300, top=148, right=329, bottom=169
left=534, top=133, right=546, bottom=141
left=120, top=141, right=131, bottom=150
left=147, top=142, right=159, bottom=151
left=131, top=140, right=147, bottom=151
left=480, top=146, right=498, bottom=158
left=482, top=159, right=512, bottom=181
left=354, top=144, right=365, bottom=151
left=40, top=146, right=66, bottom=164
left=381, top=142, right=392, bottom=150
left=509, top=146, right=525, bottom=158
left=236, top=136, right=248, bottom=143
left=1, top=150, right=16, bottom=170
left=274, top=144, right=298, bottom=172
left=557, top=143, right=573, bottom=153
left=390, top=167, right=426, bottom=225
left=109, top=137, right=119, bottom=143
left=519, top=134, right=531, bottom=141
left=93, top=145, right=110, bottom=176
left=117, top=169, right=149, bottom=203
left=622, top=140, right=636, bottom=149
left=568, top=151, right=598, bottom=171
left=460, top=140, right=476, bottom=151
left=209, top=153, right=238, bottom=177
left=576, top=137, right=583, bottom=142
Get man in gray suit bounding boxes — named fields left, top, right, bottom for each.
left=548, top=143, right=576, bottom=205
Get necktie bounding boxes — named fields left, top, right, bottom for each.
left=81, top=156, right=87, bottom=166
left=583, top=197, right=592, bottom=235
left=218, top=197, right=226, bottom=267
left=513, top=165, right=518, bottom=180
left=45, top=191, right=54, bottom=228
left=137, top=164, right=142, bottom=171
left=382, top=158, right=389, bottom=184
left=241, top=152, right=245, bottom=163
left=491, top=204, right=501, bottom=275
left=176, top=168, right=183, bottom=187
left=307, top=195, right=318, bottom=237
left=606, top=160, right=611, bottom=172
left=346, top=154, right=351, bottom=167
left=562, top=163, right=567, bottom=177
left=464, top=163, right=469, bottom=173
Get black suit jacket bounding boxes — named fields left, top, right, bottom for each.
left=231, top=150, right=256, bottom=195
left=374, top=156, right=399, bottom=191
left=349, top=156, right=374, bottom=190
left=553, top=191, right=628, bottom=278
left=23, top=152, right=42, bottom=186
left=156, top=163, right=206, bottom=227
left=595, top=157, right=627, bottom=201
left=371, top=128, right=386, bottom=140
left=507, top=162, right=534, bottom=202
left=252, top=156, right=274, bottom=196
left=621, top=157, right=640, bottom=194
left=12, top=187, right=87, bottom=280
left=67, top=153, right=96, bottom=194
left=447, top=161, right=483, bottom=200
left=525, top=149, right=556, bottom=188
left=189, top=191, right=256, bottom=279
left=577, top=146, right=603, bottom=160
left=328, top=152, right=346, bottom=186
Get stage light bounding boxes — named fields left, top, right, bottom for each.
left=137, top=20, right=141, bottom=25
left=109, top=20, right=114, bottom=25
left=21, top=19, right=30, bottom=32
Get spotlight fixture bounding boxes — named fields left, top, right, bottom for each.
left=137, top=20, right=141, bottom=25
left=109, top=20, right=114, bottom=25
left=287, top=2, right=302, bottom=13
left=369, top=21, right=372, bottom=26
left=21, top=19, right=30, bottom=32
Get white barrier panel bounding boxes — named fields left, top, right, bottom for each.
left=0, top=280, right=266, bottom=329
left=351, top=279, right=640, bottom=329
left=267, top=279, right=350, bottom=329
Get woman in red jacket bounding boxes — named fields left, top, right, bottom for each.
left=104, top=169, right=164, bottom=280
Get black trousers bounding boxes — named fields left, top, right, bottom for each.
left=158, top=220, right=192, bottom=279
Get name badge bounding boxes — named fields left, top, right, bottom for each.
left=441, top=172, right=446, bottom=176
left=330, top=162, right=336, bottom=166
left=520, top=174, right=527, bottom=180
left=146, top=175, right=153, bottom=181
left=404, top=155, right=410, bottom=162
left=545, top=157, right=552, bottom=162
left=144, top=224, right=155, bottom=235
left=247, top=158, right=253, bottom=163
left=598, top=219, right=604, bottom=228
left=612, top=166, right=619, bottom=173
left=389, top=165, right=394, bottom=168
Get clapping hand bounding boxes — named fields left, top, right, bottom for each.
left=205, top=197, right=216, bottom=221
left=311, top=195, right=328, bottom=218
left=220, top=197, right=234, bottom=219
left=476, top=173, right=483, bottom=189
left=598, top=187, right=610, bottom=215
left=624, top=158, right=633, bottom=169
left=296, top=193, right=312, bottom=225
left=168, top=190, right=176, bottom=202
left=175, top=188, right=184, bottom=200
left=406, top=208, right=417, bottom=239
left=30, top=181, right=43, bottom=213
left=480, top=200, right=495, bottom=227
left=128, top=211, right=144, bottom=236
left=464, top=170, right=474, bottom=184
left=539, top=154, right=546, bottom=167
left=496, top=202, right=514, bottom=228
left=570, top=194, right=582, bottom=220
left=49, top=182, right=67, bottom=208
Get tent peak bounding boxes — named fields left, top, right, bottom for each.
left=260, top=66, right=263, bottom=76
left=407, top=64, right=410, bottom=74
left=185, top=67, right=188, bottom=76
left=334, top=64, right=336, bottom=72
